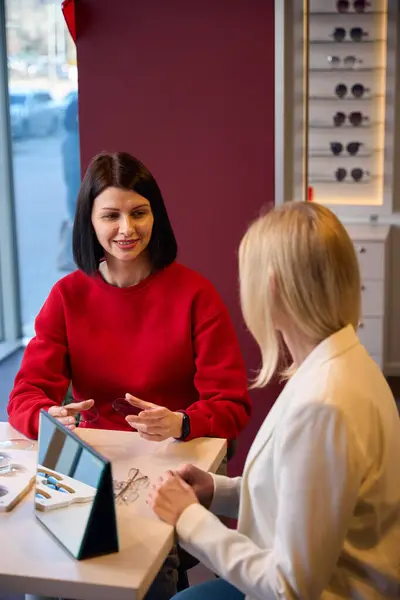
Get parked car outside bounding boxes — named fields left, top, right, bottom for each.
left=9, top=89, right=61, bottom=138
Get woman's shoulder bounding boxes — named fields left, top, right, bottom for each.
left=52, top=269, right=94, bottom=297
left=282, top=347, right=397, bottom=444
left=168, top=262, right=216, bottom=288
left=166, top=263, right=223, bottom=298
left=164, top=263, right=227, bottom=314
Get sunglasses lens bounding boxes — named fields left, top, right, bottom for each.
left=327, top=56, right=340, bottom=67
left=351, top=27, right=364, bottom=42
left=112, top=398, right=140, bottom=417
left=351, top=168, right=363, bottom=181
left=347, top=142, right=361, bottom=155
left=79, top=408, right=99, bottom=423
left=335, top=84, right=347, bottom=98
left=337, top=0, right=349, bottom=12
left=351, top=84, right=364, bottom=98
left=354, top=0, right=368, bottom=12
left=334, top=112, right=346, bottom=127
left=333, top=28, right=346, bottom=42
left=350, top=112, right=363, bottom=126
left=336, top=168, right=347, bottom=182
left=330, top=142, right=342, bottom=155
left=344, top=56, right=357, bottom=67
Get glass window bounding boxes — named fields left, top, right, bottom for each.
left=0, top=0, right=20, bottom=358
left=0, top=272, right=3, bottom=343
left=5, top=0, right=80, bottom=341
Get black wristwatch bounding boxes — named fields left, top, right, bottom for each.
left=176, top=411, right=190, bottom=441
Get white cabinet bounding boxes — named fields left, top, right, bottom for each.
left=346, top=224, right=391, bottom=371
left=360, top=281, right=384, bottom=316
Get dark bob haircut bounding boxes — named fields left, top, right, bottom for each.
left=72, top=152, right=178, bottom=274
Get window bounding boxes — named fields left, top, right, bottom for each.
left=0, top=1, right=20, bottom=359
left=4, top=0, right=80, bottom=343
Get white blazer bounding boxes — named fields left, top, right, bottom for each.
left=177, top=326, right=400, bottom=599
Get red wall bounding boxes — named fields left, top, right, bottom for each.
left=76, top=0, right=278, bottom=474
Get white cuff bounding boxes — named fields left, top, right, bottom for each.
left=210, top=474, right=241, bottom=518
left=176, top=503, right=211, bottom=542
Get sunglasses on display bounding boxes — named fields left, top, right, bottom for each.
left=331, top=27, right=369, bottom=42
left=327, top=55, right=363, bottom=68
left=337, top=0, right=371, bottom=13
left=330, top=141, right=363, bottom=155
left=335, top=167, right=369, bottom=182
left=335, top=83, right=370, bottom=98
left=333, top=111, right=369, bottom=126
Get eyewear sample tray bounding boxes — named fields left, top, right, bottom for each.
left=0, top=448, right=37, bottom=512
left=35, top=465, right=97, bottom=511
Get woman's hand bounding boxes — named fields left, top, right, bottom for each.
left=124, top=393, right=184, bottom=441
left=48, top=399, right=94, bottom=431
left=147, top=470, right=199, bottom=526
left=176, top=464, right=214, bottom=508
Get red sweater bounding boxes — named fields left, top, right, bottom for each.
left=8, top=263, right=251, bottom=440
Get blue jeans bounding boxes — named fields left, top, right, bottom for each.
left=173, top=579, right=244, bottom=600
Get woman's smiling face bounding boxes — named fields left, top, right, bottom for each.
left=91, top=187, right=154, bottom=263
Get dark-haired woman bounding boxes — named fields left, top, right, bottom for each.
left=8, top=152, right=251, bottom=444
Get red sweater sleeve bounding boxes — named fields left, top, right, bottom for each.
left=185, top=302, right=251, bottom=441
left=8, top=284, right=71, bottom=439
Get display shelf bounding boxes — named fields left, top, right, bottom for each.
left=309, top=150, right=382, bottom=158
left=310, top=40, right=386, bottom=45
left=309, top=94, right=384, bottom=100
left=309, top=12, right=387, bottom=16
left=309, top=124, right=379, bottom=130
left=309, top=67, right=384, bottom=73
left=274, top=0, right=397, bottom=219
left=308, top=0, right=387, bottom=212
left=274, top=0, right=397, bottom=375
left=309, top=177, right=381, bottom=184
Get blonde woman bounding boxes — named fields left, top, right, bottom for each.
left=148, top=202, right=400, bottom=600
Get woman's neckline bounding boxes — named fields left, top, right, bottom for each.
left=93, top=260, right=167, bottom=294
left=98, top=259, right=153, bottom=288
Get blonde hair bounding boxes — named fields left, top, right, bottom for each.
left=239, top=202, right=361, bottom=388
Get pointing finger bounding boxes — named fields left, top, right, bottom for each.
left=125, top=393, right=157, bottom=410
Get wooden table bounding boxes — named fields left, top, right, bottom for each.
left=0, top=422, right=226, bottom=600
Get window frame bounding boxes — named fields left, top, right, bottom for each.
left=0, top=0, right=22, bottom=361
